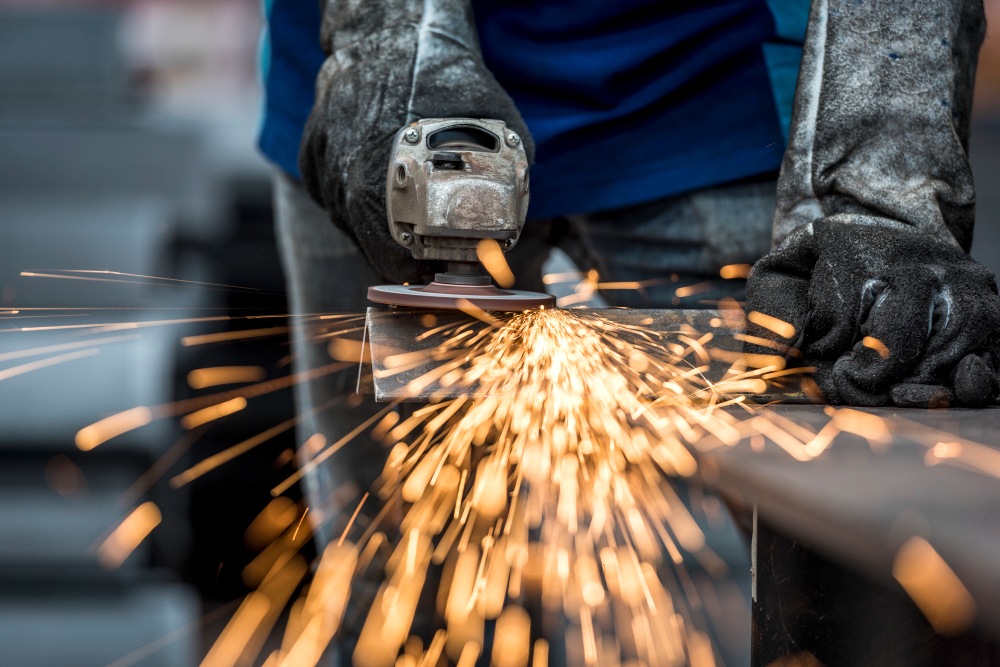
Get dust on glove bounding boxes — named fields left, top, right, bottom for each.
left=747, top=220, right=1000, bottom=406
left=745, top=0, right=998, bottom=407
left=299, top=0, right=534, bottom=284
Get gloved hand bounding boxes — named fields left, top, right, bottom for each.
left=747, top=220, right=1000, bottom=407
left=299, top=0, right=534, bottom=284
left=745, top=0, right=999, bottom=407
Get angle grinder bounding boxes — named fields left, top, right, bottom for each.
left=367, top=118, right=556, bottom=311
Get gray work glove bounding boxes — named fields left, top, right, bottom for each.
left=299, top=0, right=534, bottom=284
left=745, top=0, right=1000, bottom=407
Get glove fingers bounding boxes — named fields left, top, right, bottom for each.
left=951, top=353, right=998, bottom=407
left=910, top=288, right=1000, bottom=382
left=890, top=353, right=995, bottom=408
left=889, top=383, right=955, bottom=408
left=832, top=278, right=934, bottom=406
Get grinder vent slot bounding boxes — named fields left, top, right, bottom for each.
left=427, top=126, right=499, bottom=153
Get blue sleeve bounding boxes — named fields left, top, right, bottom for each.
left=258, top=0, right=326, bottom=179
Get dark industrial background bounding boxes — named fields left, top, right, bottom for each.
left=0, top=1, right=998, bottom=665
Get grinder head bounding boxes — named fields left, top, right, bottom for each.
left=368, top=118, right=555, bottom=311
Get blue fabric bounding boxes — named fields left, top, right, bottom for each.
left=762, top=0, right=810, bottom=143
left=258, top=0, right=809, bottom=216
left=475, top=0, right=790, bottom=217
left=258, top=0, right=325, bottom=180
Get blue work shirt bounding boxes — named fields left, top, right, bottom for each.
left=258, top=0, right=809, bottom=218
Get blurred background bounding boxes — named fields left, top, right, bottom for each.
left=0, top=1, right=997, bottom=665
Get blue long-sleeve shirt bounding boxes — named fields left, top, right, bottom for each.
left=258, top=0, right=809, bottom=218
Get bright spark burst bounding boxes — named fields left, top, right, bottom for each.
left=345, top=309, right=759, bottom=667
left=35, top=265, right=990, bottom=667
left=229, top=308, right=800, bottom=667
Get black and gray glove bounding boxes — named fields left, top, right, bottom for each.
left=745, top=0, right=999, bottom=407
left=299, top=0, right=534, bottom=284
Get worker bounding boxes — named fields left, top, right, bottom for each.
left=262, top=0, right=998, bottom=412
left=258, top=0, right=997, bottom=664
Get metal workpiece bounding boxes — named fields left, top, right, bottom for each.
left=358, top=307, right=812, bottom=402
left=703, top=404, right=1000, bottom=663
left=366, top=283, right=556, bottom=311
left=385, top=118, right=529, bottom=263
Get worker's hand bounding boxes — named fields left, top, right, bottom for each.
left=748, top=0, right=995, bottom=407
left=745, top=220, right=1000, bottom=407
left=298, top=0, right=533, bottom=284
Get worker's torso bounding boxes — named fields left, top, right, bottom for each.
left=258, top=0, right=809, bottom=218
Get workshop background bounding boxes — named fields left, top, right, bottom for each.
left=0, top=1, right=998, bottom=666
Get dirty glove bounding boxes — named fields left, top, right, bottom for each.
left=745, top=0, right=1000, bottom=407
left=299, top=0, right=534, bottom=284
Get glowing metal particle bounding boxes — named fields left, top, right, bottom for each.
left=97, top=502, right=162, bottom=569
left=893, top=536, right=976, bottom=636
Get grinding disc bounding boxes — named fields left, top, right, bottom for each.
left=368, top=282, right=556, bottom=311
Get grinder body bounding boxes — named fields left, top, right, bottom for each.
left=386, top=118, right=529, bottom=262
left=369, top=118, right=555, bottom=311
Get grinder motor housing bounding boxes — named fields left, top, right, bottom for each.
left=386, top=118, right=529, bottom=262
left=369, top=118, right=555, bottom=311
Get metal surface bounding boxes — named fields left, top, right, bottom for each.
left=704, top=404, right=1000, bottom=645
left=359, top=307, right=811, bottom=402
left=367, top=284, right=556, bottom=312
left=385, top=118, right=529, bottom=262
left=752, top=518, right=1000, bottom=666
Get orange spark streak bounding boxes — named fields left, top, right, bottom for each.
left=77, top=406, right=152, bottom=451
left=272, top=401, right=403, bottom=496
left=78, top=362, right=351, bottom=453
left=20, top=270, right=268, bottom=294
left=0, top=334, right=139, bottom=363
left=338, top=492, right=370, bottom=547
left=156, top=361, right=353, bottom=419
left=893, top=536, right=976, bottom=635
left=761, top=366, right=816, bottom=379
left=52, top=269, right=262, bottom=291
left=292, top=508, right=310, bottom=541
left=733, top=333, right=802, bottom=357
left=182, top=327, right=290, bottom=346
left=748, top=311, right=796, bottom=339
left=16, top=316, right=231, bottom=332
left=674, top=281, right=713, bottom=298
left=170, top=396, right=344, bottom=487
left=476, top=239, right=515, bottom=288
left=181, top=397, right=248, bottom=430
left=456, top=299, right=502, bottom=328
left=97, top=502, right=162, bottom=569
left=863, top=336, right=891, bottom=359
left=719, top=264, right=752, bottom=279
left=0, top=347, right=99, bottom=383
left=188, top=366, right=267, bottom=388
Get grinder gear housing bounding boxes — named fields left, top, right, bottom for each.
left=369, top=118, right=555, bottom=311
left=386, top=117, right=529, bottom=261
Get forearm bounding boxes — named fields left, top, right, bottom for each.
left=298, top=0, right=531, bottom=283
left=773, top=0, right=985, bottom=250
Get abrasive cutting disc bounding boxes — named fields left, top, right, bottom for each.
left=368, top=282, right=556, bottom=311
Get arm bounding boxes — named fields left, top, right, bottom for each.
left=746, top=0, right=1000, bottom=407
left=299, top=0, right=533, bottom=283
